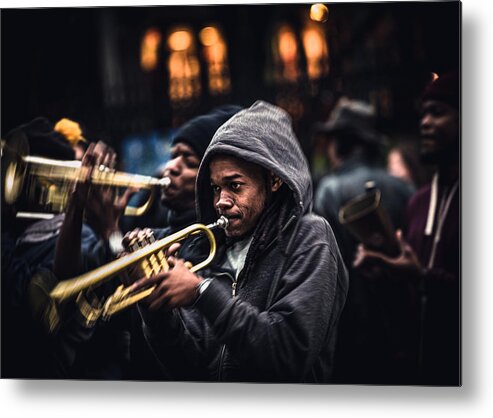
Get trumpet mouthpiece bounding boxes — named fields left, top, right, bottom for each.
left=158, top=177, right=171, bottom=188
left=216, top=216, right=229, bottom=230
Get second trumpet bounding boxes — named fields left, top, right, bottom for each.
left=2, top=135, right=170, bottom=219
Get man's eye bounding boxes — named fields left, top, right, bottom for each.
left=230, top=182, right=241, bottom=191
left=211, top=185, right=220, bottom=194
left=425, top=105, right=445, bottom=117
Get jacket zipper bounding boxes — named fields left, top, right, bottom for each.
left=215, top=271, right=235, bottom=381
left=216, top=214, right=298, bottom=380
left=217, top=344, right=226, bottom=381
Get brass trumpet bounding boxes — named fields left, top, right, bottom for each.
left=1, top=134, right=170, bottom=219
left=37, top=216, right=229, bottom=332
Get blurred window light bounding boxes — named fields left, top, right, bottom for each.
left=168, top=30, right=192, bottom=51
left=301, top=24, right=329, bottom=80
left=200, top=25, right=231, bottom=96
left=199, top=26, right=220, bottom=47
left=167, top=28, right=201, bottom=105
left=141, top=28, right=162, bottom=71
left=275, top=24, right=301, bottom=83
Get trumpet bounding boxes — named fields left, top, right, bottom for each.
left=1, top=134, right=170, bottom=219
left=36, top=216, right=229, bottom=332
left=338, top=182, right=399, bottom=257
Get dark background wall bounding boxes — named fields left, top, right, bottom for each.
left=1, top=2, right=460, bottom=165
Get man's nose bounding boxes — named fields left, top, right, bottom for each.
left=215, top=192, right=234, bottom=211
left=420, top=113, right=433, bottom=132
left=165, top=156, right=182, bottom=176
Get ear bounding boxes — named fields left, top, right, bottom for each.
left=270, top=173, right=283, bottom=192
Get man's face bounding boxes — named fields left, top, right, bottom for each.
left=419, top=100, right=459, bottom=165
left=161, top=142, right=200, bottom=211
left=210, top=155, right=275, bottom=239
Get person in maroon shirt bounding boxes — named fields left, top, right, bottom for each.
left=354, top=71, right=460, bottom=385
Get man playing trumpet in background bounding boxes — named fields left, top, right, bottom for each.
left=46, top=105, right=242, bottom=379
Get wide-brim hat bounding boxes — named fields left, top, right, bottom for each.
left=314, top=97, right=388, bottom=146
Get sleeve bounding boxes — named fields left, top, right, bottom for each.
left=139, top=303, right=214, bottom=381
left=80, top=227, right=113, bottom=272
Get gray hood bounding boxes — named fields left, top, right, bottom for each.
left=196, top=100, right=312, bottom=224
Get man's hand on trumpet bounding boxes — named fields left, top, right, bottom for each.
left=120, top=227, right=200, bottom=311
left=130, top=257, right=202, bottom=311
left=69, top=141, right=107, bottom=208
left=55, top=141, right=114, bottom=280
left=119, top=228, right=182, bottom=285
left=153, top=257, right=200, bottom=311
left=55, top=142, right=138, bottom=280
left=82, top=145, right=138, bottom=243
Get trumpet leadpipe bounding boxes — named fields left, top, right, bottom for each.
left=23, top=155, right=171, bottom=190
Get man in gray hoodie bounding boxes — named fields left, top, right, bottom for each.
left=133, top=101, right=348, bottom=383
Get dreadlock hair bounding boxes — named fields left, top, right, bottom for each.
left=237, top=182, right=295, bottom=284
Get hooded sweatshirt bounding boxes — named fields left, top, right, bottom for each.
left=142, top=101, right=348, bottom=383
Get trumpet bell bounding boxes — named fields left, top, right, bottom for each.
left=338, top=185, right=399, bottom=257
left=2, top=131, right=29, bottom=205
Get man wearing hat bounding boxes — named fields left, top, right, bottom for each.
left=354, top=71, right=460, bottom=385
left=313, top=97, right=414, bottom=384
left=159, top=104, right=243, bottom=231
left=121, top=105, right=242, bottom=233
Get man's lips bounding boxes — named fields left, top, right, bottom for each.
left=161, top=182, right=178, bottom=199
left=421, top=137, right=438, bottom=148
left=421, top=136, right=436, bottom=143
left=220, top=214, right=241, bottom=224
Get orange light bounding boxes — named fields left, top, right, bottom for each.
left=303, top=28, right=323, bottom=60
left=145, top=28, right=162, bottom=48
left=302, top=24, right=329, bottom=80
left=141, top=28, right=162, bottom=71
left=168, top=30, right=192, bottom=51
left=200, top=26, right=220, bottom=46
left=279, top=26, right=298, bottom=62
left=310, top=4, right=329, bottom=23
left=431, top=72, right=439, bottom=82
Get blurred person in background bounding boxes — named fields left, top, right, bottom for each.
left=313, top=98, right=415, bottom=384
left=121, top=105, right=243, bottom=234
left=1, top=117, right=133, bottom=378
left=387, top=141, right=429, bottom=189
left=354, top=71, right=460, bottom=385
